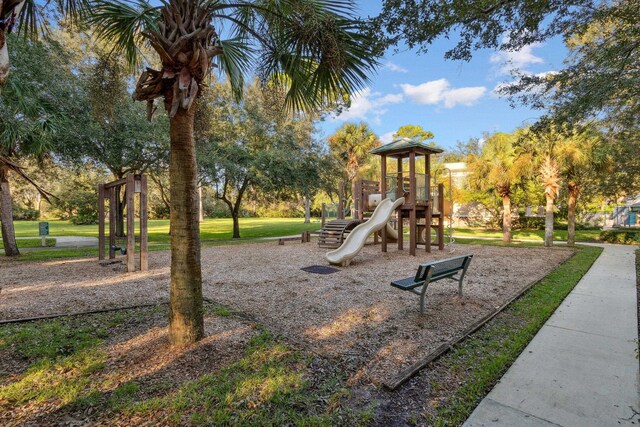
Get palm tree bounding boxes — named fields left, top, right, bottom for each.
left=90, top=0, right=377, bottom=345
left=555, top=126, right=611, bottom=245
left=523, top=124, right=606, bottom=247
left=467, top=132, right=532, bottom=243
left=327, top=122, right=379, bottom=217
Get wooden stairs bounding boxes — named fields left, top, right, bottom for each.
left=317, top=219, right=362, bottom=248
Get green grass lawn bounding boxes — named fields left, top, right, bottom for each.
left=13, top=219, right=600, bottom=243
left=12, top=218, right=322, bottom=243
left=0, top=237, right=56, bottom=249
left=453, top=227, right=601, bottom=242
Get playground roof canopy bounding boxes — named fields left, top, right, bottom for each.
left=370, top=137, right=444, bottom=158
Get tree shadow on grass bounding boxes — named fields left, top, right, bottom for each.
left=0, top=304, right=359, bottom=426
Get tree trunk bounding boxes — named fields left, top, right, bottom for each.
left=544, top=193, right=555, bottom=247
left=36, top=192, right=42, bottom=217
left=198, top=184, right=204, bottom=222
left=304, top=195, right=311, bottom=223
left=501, top=194, right=512, bottom=243
left=168, top=107, right=203, bottom=345
left=567, top=182, right=579, bottom=246
left=232, top=211, right=240, bottom=239
left=0, top=164, right=19, bottom=256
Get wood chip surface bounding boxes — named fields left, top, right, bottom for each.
left=0, top=241, right=574, bottom=384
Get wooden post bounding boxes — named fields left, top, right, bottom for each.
left=126, top=174, right=135, bottom=272
left=338, top=182, right=344, bottom=220
left=140, top=175, right=148, bottom=271
left=354, top=180, right=360, bottom=220
left=109, top=188, right=116, bottom=259
left=397, top=210, right=403, bottom=250
left=381, top=155, right=387, bottom=252
left=438, top=183, right=445, bottom=250
left=397, top=157, right=403, bottom=250
left=321, top=203, right=326, bottom=227
left=397, top=157, right=403, bottom=199
left=409, top=151, right=416, bottom=256
left=98, top=184, right=105, bottom=260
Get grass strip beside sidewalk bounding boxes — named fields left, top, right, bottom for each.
left=428, top=245, right=603, bottom=426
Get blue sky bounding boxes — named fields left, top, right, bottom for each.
left=317, top=2, right=568, bottom=152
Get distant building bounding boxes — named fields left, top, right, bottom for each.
left=441, top=162, right=468, bottom=188
left=611, top=195, right=640, bottom=227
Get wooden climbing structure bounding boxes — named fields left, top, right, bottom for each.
left=98, top=174, right=148, bottom=272
left=369, top=137, right=445, bottom=255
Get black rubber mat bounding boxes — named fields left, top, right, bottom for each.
left=300, top=265, right=341, bottom=274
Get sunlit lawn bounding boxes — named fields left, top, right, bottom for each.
left=453, top=227, right=601, bottom=242
left=12, top=218, right=322, bottom=243
left=13, top=220, right=601, bottom=243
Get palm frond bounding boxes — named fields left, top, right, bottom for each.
left=16, top=0, right=92, bottom=38
left=215, top=38, right=253, bottom=100
left=90, top=0, right=161, bottom=66
left=212, top=0, right=377, bottom=112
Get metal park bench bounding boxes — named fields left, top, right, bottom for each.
left=391, top=254, right=473, bottom=314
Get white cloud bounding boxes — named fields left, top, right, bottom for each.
left=442, top=87, right=488, bottom=108
left=490, top=37, right=544, bottom=75
left=380, top=131, right=396, bottom=144
left=377, top=93, right=404, bottom=104
left=384, top=62, right=409, bottom=73
left=333, top=88, right=404, bottom=122
left=400, top=79, right=486, bottom=108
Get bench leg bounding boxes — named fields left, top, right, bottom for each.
left=419, top=283, right=430, bottom=314
left=457, top=256, right=473, bottom=296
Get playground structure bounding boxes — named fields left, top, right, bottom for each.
left=319, top=137, right=447, bottom=261
left=98, top=174, right=148, bottom=272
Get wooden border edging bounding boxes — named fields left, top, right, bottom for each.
left=0, top=301, right=168, bottom=325
left=382, top=252, right=579, bottom=390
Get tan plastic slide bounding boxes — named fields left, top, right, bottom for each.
left=325, top=197, right=405, bottom=266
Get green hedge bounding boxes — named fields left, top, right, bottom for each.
left=599, top=230, right=640, bottom=245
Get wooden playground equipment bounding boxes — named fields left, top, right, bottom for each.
left=318, top=137, right=446, bottom=255
left=371, top=138, right=445, bottom=255
left=98, top=174, right=148, bottom=272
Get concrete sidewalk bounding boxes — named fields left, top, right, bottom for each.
left=464, top=244, right=640, bottom=427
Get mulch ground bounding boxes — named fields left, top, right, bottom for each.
left=1, top=241, right=574, bottom=386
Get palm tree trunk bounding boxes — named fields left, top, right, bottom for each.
left=567, top=182, right=578, bottom=246
left=0, top=164, right=19, bottom=256
left=168, top=107, right=203, bottom=345
left=544, top=193, right=555, bottom=247
left=501, top=194, right=512, bottom=243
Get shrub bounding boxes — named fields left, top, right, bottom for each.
left=13, top=206, right=40, bottom=220
left=599, top=230, right=640, bottom=245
